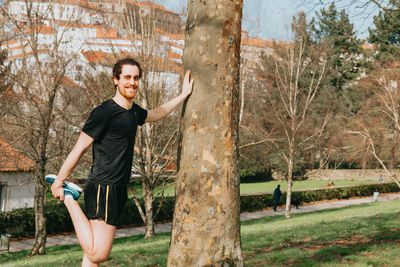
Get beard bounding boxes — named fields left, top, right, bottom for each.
left=119, top=86, right=137, bottom=99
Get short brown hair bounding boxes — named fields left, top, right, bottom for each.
left=112, top=57, right=142, bottom=80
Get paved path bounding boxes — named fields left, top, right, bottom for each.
left=4, top=193, right=400, bottom=253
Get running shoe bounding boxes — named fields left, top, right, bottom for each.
left=63, top=187, right=81, bottom=201
left=45, top=174, right=83, bottom=195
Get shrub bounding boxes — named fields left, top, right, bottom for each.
left=240, top=182, right=400, bottom=211
left=1, top=183, right=399, bottom=239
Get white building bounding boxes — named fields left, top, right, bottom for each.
left=0, top=139, right=35, bottom=212
left=2, top=0, right=186, bottom=88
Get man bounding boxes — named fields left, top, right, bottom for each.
left=46, top=57, right=193, bottom=266
left=273, top=184, right=282, bottom=212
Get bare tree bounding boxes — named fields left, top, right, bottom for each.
left=350, top=126, right=400, bottom=186
left=350, top=66, right=400, bottom=185
left=254, top=13, right=327, bottom=218
left=1, top=0, right=85, bottom=255
left=167, top=0, right=244, bottom=265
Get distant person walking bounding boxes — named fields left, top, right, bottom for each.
left=273, top=185, right=282, bottom=211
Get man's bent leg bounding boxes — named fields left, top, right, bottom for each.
left=84, top=219, right=116, bottom=262
left=81, top=220, right=116, bottom=267
left=82, top=255, right=99, bottom=267
left=64, top=198, right=116, bottom=263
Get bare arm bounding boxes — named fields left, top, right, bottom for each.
left=145, top=70, right=194, bottom=122
left=51, top=131, right=94, bottom=201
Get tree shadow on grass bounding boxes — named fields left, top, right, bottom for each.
left=241, top=202, right=382, bottom=227
left=244, top=211, right=400, bottom=266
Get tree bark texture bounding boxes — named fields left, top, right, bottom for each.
left=31, top=104, right=55, bottom=256
left=30, top=168, right=47, bottom=255
left=285, top=143, right=294, bottom=218
left=168, top=0, right=243, bottom=266
left=142, top=180, right=155, bottom=238
left=390, top=130, right=398, bottom=169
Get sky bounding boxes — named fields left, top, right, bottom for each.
left=153, top=0, right=381, bottom=41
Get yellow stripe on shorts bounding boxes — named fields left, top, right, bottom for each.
left=105, top=185, right=110, bottom=223
left=96, top=184, right=101, bottom=215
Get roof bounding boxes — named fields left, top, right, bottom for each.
left=362, top=44, right=377, bottom=50
left=101, top=0, right=177, bottom=14
left=115, top=50, right=182, bottom=73
left=0, top=139, right=35, bottom=172
left=26, top=25, right=54, bottom=35
left=9, top=0, right=97, bottom=9
left=7, top=49, right=49, bottom=60
left=81, top=50, right=113, bottom=64
left=168, top=50, right=182, bottom=60
left=62, top=75, right=81, bottom=87
left=6, top=48, right=49, bottom=60
left=96, top=28, right=117, bottom=38
left=242, top=36, right=273, bottom=48
left=155, top=28, right=184, bottom=40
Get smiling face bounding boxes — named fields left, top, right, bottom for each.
left=113, top=64, right=140, bottom=100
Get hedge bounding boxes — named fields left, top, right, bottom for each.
left=240, top=182, right=400, bottom=212
left=1, top=183, right=399, bottom=239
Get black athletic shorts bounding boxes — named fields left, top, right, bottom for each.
left=84, top=182, right=128, bottom=226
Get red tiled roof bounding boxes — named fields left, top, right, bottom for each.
left=81, top=50, right=112, bottom=64
left=242, top=37, right=273, bottom=47
left=10, top=0, right=96, bottom=9
left=82, top=50, right=182, bottom=73
left=96, top=29, right=117, bottom=38
left=155, top=28, right=184, bottom=40
left=26, top=25, right=54, bottom=35
left=165, top=33, right=184, bottom=40
left=363, top=44, right=376, bottom=50
left=105, top=0, right=176, bottom=14
left=1, top=39, right=22, bottom=46
left=86, top=41, right=132, bottom=46
left=62, top=76, right=80, bottom=87
left=166, top=41, right=183, bottom=49
left=0, top=139, right=35, bottom=172
left=7, top=49, right=49, bottom=59
left=168, top=50, right=182, bottom=60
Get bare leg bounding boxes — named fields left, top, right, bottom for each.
left=64, top=198, right=116, bottom=264
left=82, top=255, right=99, bottom=267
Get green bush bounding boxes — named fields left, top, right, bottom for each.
left=239, top=182, right=400, bottom=211
left=1, top=183, right=399, bottom=239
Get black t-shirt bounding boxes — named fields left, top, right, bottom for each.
left=82, top=99, right=147, bottom=185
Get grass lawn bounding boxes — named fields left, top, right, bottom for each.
left=3, top=199, right=400, bottom=266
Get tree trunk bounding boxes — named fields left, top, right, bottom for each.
left=142, top=181, right=155, bottom=238
left=168, top=1, right=244, bottom=266
left=30, top=167, right=46, bottom=256
left=361, top=146, right=368, bottom=169
left=239, top=71, right=246, bottom=126
left=285, top=146, right=294, bottom=218
left=309, top=149, right=315, bottom=169
left=390, top=130, right=398, bottom=169
left=319, top=149, right=324, bottom=169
